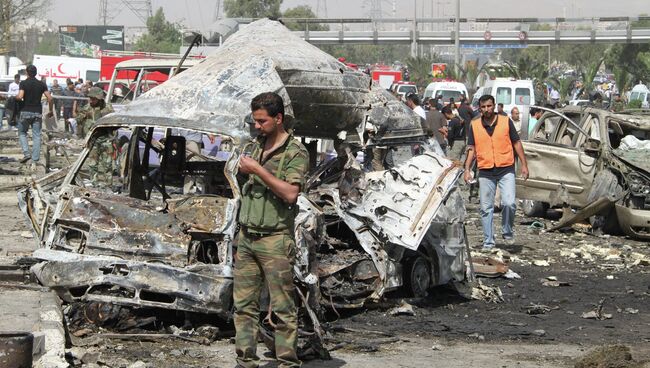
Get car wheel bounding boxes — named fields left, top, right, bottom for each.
left=405, top=256, right=431, bottom=297
left=521, top=199, right=548, bottom=217
left=587, top=170, right=623, bottom=235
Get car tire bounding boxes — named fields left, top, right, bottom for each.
left=521, top=199, right=548, bottom=218
left=587, top=170, right=623, bottom=235
left=405, top=256, right=431, bottom=297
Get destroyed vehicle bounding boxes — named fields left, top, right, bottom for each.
left=18, top=19, right=470, bottom=319
left=519, top=106, right=650, bottom=239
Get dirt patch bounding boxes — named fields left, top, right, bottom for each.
left=575, top=345, right=643, bottom=368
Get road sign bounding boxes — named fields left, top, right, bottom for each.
left=484, top=30, right=492, bottom=41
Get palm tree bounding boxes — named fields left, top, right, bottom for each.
left=406, top=56, right=434, bottom=90
left=503, top=55, right=549, bottom=82
left=549, top=76, right=576, bottom=103
left=577, top=56, right=605, bottom=97
left=612, top=65, right=632, bottom=96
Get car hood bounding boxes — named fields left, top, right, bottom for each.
left=102, top=19, right=424, bottom=144
left=613, top=135, right=650, bottom=176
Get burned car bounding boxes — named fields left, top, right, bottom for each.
left=18, top=19, right=470, bottom=320
left=518, top=106, right=650, bottom=239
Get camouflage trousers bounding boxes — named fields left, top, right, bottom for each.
left=88, top=137, right=114, bottom=189
left=234, top=230, right=300, bottom=368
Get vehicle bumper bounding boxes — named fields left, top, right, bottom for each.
left=31, top=249, right=233, bottom=317
left=615, top=204, right=650, bottom=240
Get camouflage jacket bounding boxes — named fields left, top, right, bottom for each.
left=238, top=133, right=309, bottom=234
left=611, top=100, right=625, bottom=113
left=77, top=103, right=114, bottom=127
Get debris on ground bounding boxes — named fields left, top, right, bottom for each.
left=581, top=299, right=613, bottom=320
left=533, top=259, right=551, bottom=267
left=559, top=242, right=650, bottom=268
left=471, top=256, right=509, bottom=277
left=574, top=345, right=643, bottom=368
left=389, top=300, right=416, bottom=316
left=524, top=303, right=559, bottom=315
left=470, top=280, right=504, bottom=303
left=541, top=276, right=571, bottom=287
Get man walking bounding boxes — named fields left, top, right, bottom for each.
left=49, top=79, right=64, bottom=124
left=234, top=92, right=308, bottom=368
left=16, top=65, right=53, bottom=168
left=423, top=104, right=449, bottom=154
left=61, top=81, right=77, bottom=133
left=464, top=95, right=529, bottom=250
left=405, top=93, right=426, bottom=120
left=442, top=105, right=465, bottom=160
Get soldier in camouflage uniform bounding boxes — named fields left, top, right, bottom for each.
left=75, top=87, right=114, bottom=139
left=611, top=93, right=625, bottom=113
left=234, top=92, right=308, bottom=368
left=77, top=87, right=116, bottom=189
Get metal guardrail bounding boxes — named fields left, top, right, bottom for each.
left=232, top=16, right=650, bottom=45
left=291, top=29, right=650, bottom=45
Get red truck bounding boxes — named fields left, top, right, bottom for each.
left=99, top=51, right=203, bottom=82
left=370, top=65, right=402, bottom=89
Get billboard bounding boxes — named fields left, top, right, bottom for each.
left=59, top=25, right=125, bottom=58
left=431, top=63, right=447, bottom=79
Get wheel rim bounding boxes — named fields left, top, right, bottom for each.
left=410, top=257, right=430, bottom=297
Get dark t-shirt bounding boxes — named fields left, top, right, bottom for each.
left=19, top=78, right=48, bottom=114
left=467, top=115, right=520, bottom=178
left=448, top=116, right=464, bottom=141
left=61, top=88, right=79, bottom=108
left=457, top=103, right=473, bottom=125
left=424, top=110, right=448, bottom=146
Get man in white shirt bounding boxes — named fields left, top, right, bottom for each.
left=550, top=88, right=560, bottom=107
left=7, top=74, right=20, bottom=96
left=405, top=93, right=426, bottom=120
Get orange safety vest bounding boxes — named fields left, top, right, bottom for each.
left=470, top=114, right=514, bottom=169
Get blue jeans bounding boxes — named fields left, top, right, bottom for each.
left=0, top=107, right=4, bottom=128
left=478, top=172, right=516, bottom=247
left=18, top=111, right=43, bottom=163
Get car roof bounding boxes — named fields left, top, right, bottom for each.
left=98, top=19, right=425, bottom=144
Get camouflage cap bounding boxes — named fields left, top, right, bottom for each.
left=87, top=86, right=105, bottom=99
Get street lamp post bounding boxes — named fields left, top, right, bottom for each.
left=454, top=0, right=460, bottom=74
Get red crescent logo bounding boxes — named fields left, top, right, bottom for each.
left=57, top=63, right=65, bottom=74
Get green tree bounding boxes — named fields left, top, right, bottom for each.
left=134, top=8, right=181, bottom=53
left=0, top=0, right=50, bottom=52
left=282, top=5, right=328, bottom=31
left=577, top=57, right=605, bottom=97
left=319, top=44, right=409, bottom=65
left=406, top=56, right=433, bottom=89
left=35, top=31, right=59, bottom=55
left=548, top=76, right=576, bottom=103
left=224, top=0, right=282, bottom=18
left=612, top=65, right=632, bottom=96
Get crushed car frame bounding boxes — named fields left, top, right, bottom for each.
left=519, top=106, right=650, bottom=239
left=18, top=19, right=471, bottom=319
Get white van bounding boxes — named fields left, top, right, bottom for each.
left=423, top=81, right=468, bottom=105
left=479, top=78, right=535, bottom=114
left=32, top=54, right=101, bottom=85
left=629, top=83, right=650, bottom=108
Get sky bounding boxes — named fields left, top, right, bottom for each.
left=48, top=0, right=650, bottom=33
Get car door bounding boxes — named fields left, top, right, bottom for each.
left=17, top=168, right=69, bottom=244
left=516, top=110, right=598, bottom=207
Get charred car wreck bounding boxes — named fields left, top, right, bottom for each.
left=519, top=106, right=650, bottom=239
left=19, top=20, right=470, bottom=326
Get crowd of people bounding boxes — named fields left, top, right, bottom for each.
left=0, top=65, right=112, bottom=171
left=396, top=90, right=529, bottom=252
